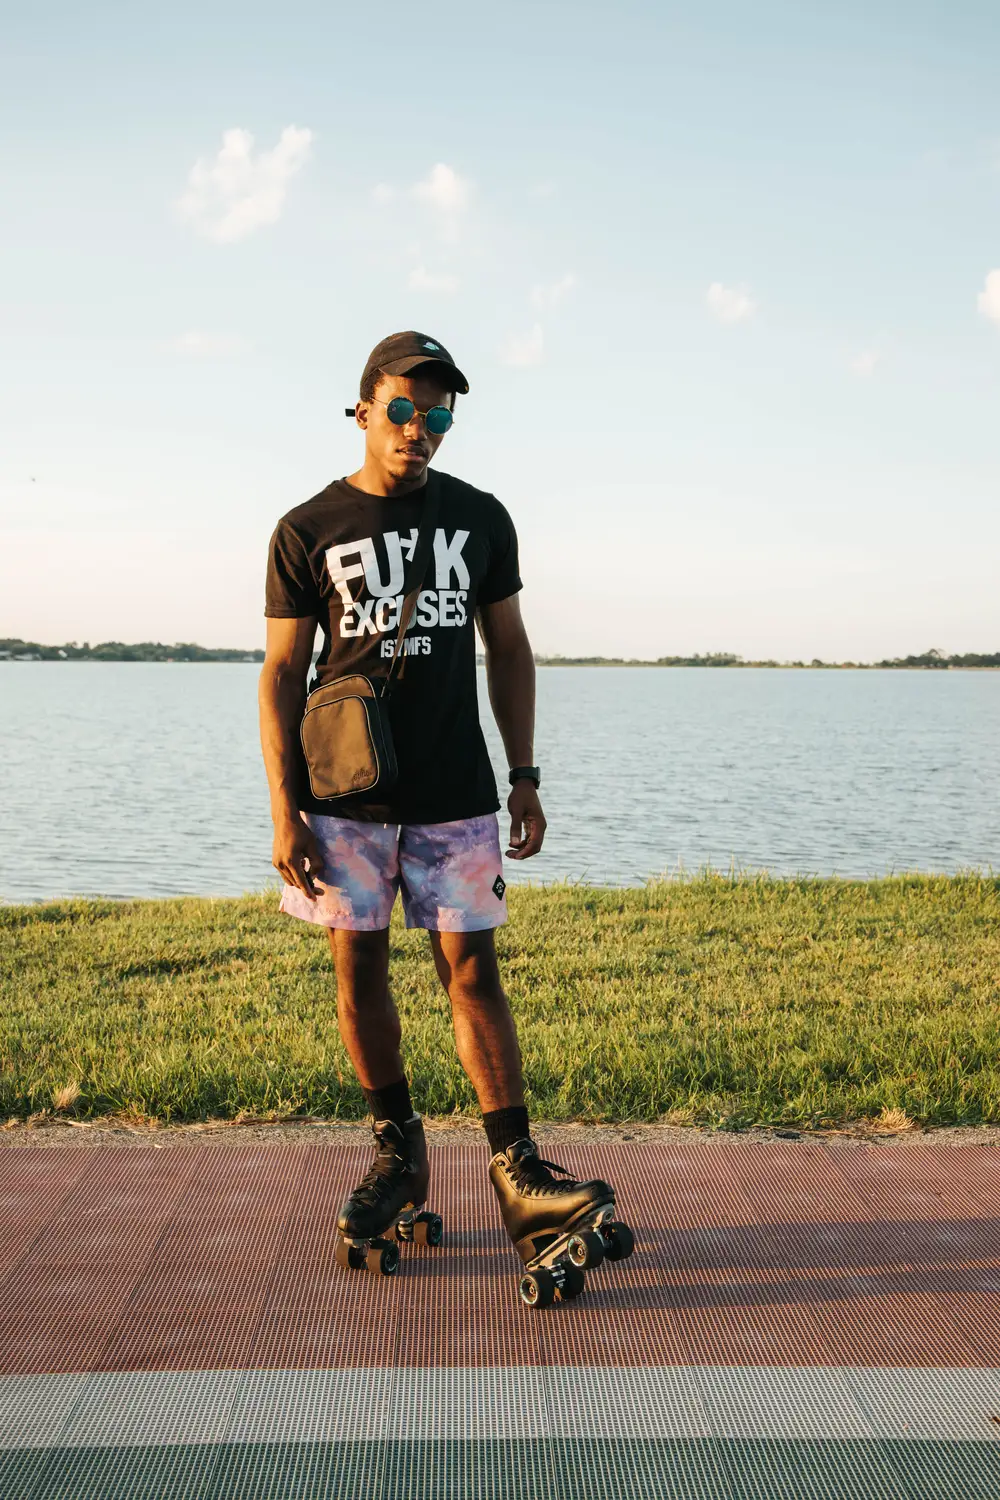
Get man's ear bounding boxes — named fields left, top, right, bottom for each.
left=354, top=402, right=369, bottom=429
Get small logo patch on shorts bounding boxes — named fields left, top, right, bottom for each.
left=492, top=875, right=506, bottom=900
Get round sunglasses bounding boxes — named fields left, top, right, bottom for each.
left=344, top=396, right=454, bottom=436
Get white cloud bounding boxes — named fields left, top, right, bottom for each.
left=372, top=164, right=471, bottom=235
left=706, top=282, right=757, bottom=324
left=164, top=331, right=252, bottom=357
left=531, top=272, right=578, bottom=309
left=177, top=125, right=313, bottom=244
left=408, top=266, right=459, bottom=294
left=411, top=163, right=469, bottom=214
left=502, top=324, right=544, bottom=366
left=977, top=269, right=1000, bottom=326
left=851, top=348, right=880, bottom=377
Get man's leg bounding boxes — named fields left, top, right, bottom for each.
left=430, top=927, right=627, bottom=1278
left=429, top=929, right=530, bottom=1152
left=325, top=927, right=431, bottom=1245
left=328, top=928, right=416, bottom=1129
left=283, top=817, right=410, bottom=1110
left=280, top=820, right=428, bottom=1248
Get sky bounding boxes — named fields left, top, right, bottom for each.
left=1, top=0, right=999, bottom=660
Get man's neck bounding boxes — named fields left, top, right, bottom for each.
left=344, top=461, right=429, bottom=498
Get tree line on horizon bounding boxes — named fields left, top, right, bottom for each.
left=533, top=648, right=1000, bottom=669
left=2, top=639, right=998, bottom=669
left=0, top=638, right=265, bottom=663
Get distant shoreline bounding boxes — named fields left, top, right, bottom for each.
left=2, top=640, right=999, bottom=671
left=531, top=659, right=1000, bottom=672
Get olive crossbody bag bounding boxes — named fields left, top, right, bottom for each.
left=299, top=474, right=441, bottom=802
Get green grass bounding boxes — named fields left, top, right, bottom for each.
left=2, top=875, right=998, bottom=1128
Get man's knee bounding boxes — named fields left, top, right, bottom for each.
left=434, top=935, right=504, bottom=1007
left=328, top=928, right=390, bottom=997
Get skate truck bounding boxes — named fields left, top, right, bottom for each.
left=334, top=1116, right=444, bottom=1277
left=489, top=1139, right=635, bottom=1307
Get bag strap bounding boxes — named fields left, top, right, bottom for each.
left=382, top=471, right=441, bottom=697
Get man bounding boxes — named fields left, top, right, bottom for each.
left=259, top=331, right=618, bottom=1288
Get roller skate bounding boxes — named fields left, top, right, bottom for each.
left=489, top=1137, right=635, bottom=1308
left=334, top=1115, right=443, bottom=1277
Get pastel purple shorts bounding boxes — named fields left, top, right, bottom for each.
left=279, top=812, right=509, bottom=932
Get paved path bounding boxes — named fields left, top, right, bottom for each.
left=2, top=1138, right=1000, bottom=1497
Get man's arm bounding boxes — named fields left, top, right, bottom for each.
left=477, top=594, right=546, bottom=860
left=258, top=616, right=324, bottom=899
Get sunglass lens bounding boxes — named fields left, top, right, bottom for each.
left=385, top=397, right=416, bottom=425
left=426, top=406, right=453, bottom=435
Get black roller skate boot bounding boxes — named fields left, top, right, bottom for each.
left=489, top=1137, right=635, bottom=1307
left=334, top=1115, right=443, bottom=1277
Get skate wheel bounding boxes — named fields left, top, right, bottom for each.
left=568, top=1230, right=605, bottom=1270
left=413, top=1212, right=443, bottom=1247
left=366, top=1238, right=400, bottom=1276
left=519, top=1268, right=556, bottom=1308
left=335, top=1237, right=366, bottom=1270
left=557, top=1263, right=585, bottom=1301
left=601, top=1222, right=635, bottom=1262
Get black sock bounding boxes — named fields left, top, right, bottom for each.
left=363, top=1077, right=413, bottom=1129
left=483, top=1106, right=531, bottom=1157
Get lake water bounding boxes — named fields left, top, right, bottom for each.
left=1, top=664, right=998, bottom=902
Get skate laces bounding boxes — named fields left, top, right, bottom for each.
left=354, top=1124, right=409, bottom=1206
left=507, top=1140, right=578, bottom=1192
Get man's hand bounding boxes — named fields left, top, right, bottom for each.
left=272, top=813, right=325, bottom=900
left=506, top=781, right=546, bottom=860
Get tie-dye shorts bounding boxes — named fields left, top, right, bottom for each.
left=278, top=812, right=508, bottom=932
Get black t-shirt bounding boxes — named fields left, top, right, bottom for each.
left=265, top=468, right=521, bottom=823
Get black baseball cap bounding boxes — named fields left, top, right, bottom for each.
left=359, top=330, right=470, bottom=397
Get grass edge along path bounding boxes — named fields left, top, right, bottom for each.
left=2, top=875, right=998, bottom=1130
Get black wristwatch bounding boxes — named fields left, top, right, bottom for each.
left=508, top=766, right=541, bottom=789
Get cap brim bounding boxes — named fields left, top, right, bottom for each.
left=380, top=355, right=470, bottom=395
